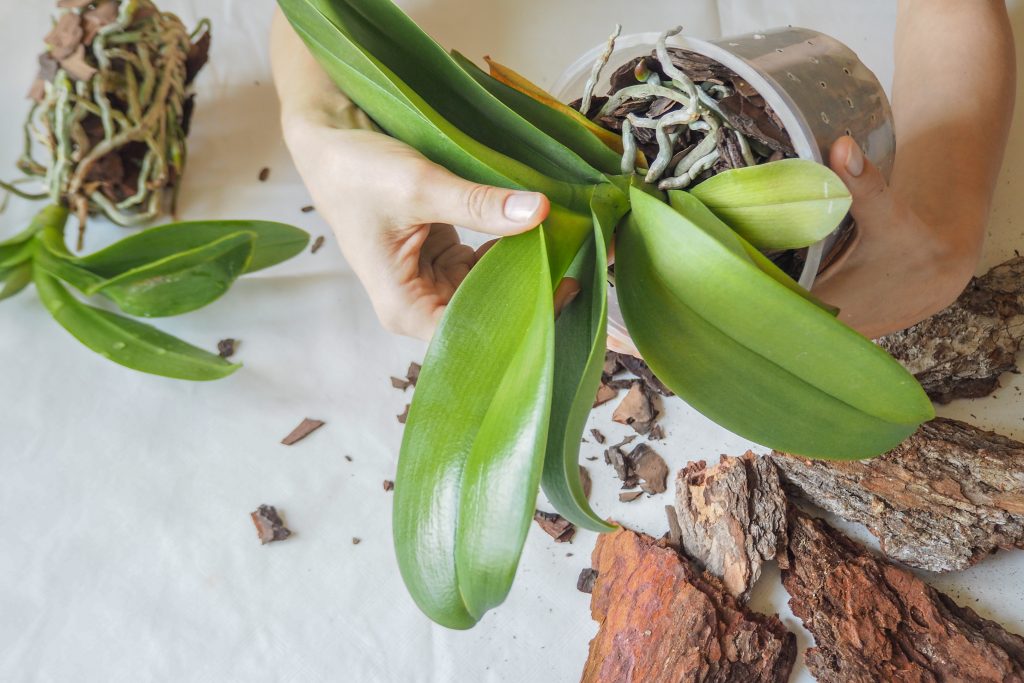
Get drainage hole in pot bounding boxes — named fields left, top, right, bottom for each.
left=776, top=48, right=784, bottom=53
left=810, top=57, right=820, bottom=64
left=846, top=98, right=855, bottom=109
left=787, top=72, right=799, bottom=81
left=806, top=40, right=815, bottom=46
left=870, top=113, right=877, bottom=122
left=819, top=81, right=828, bottom=89
left=843, top=67, right=851, bottom=75
left=845, top=128, right=852, bottom=137
left=821, top=112, right=831, bottom=124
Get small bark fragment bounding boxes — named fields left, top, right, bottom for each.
left=405, top=362, right=421, bottom=386
left=618, top=491, right=643, bottom=503
left=258, top=167, right=270, bottom=182
left=301, top=205, right=315, bottom=213
left=396, top=405, right=409, bottom=424
left=784, top=509, right=1024, bottom=683
left=612, top=382, right=658, bottom=434
left=310, top=235, right=325, bottom=254
left=390, top=376, right=411, bottom=390
left=382, top=480, right=394, bottom=492
left=632, top=444, right=668, bottom=494
left=281, top=418, right=325, bottom=445
left=770, top=417, right=1024, bottom=572
left=577, top=568, right=599, bottom=594
left=251, top=505, right=291, bottom=544
left=589, top=428, right=606, bottom=445
left=582, top=527, right=796, bottom=683
left=675, top=453, right=788, bottom=600
left=579, top=465, right=592, bottom=500
left=45, top=12, right=83, bottom=60
left=593, top=382, right=618, bottom=407
left=612, top=352, right=674, bottom=397
left=878, top=257, right=1024, bottom=403
left=217, top=338, right=238, bottom=358
left=534, top=510, right=575, bottom=543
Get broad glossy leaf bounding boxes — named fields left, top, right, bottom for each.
left=484, top=57, right=628, bottom=155
left=667, top=191, right=839, bottom=315
left=394, top=228, right=555, bottom=628
left=617, top=185, right=932, bottom=459
left=0, top=239, right=34, bottom=269
left=688, top=159, right=852, bottom=250
left=92, top=232, right=256, bottom=317
left=450, top=51, right=621, bottom=177
left=279, top=0, right=592, bottom=213
left=75, top=220, right=307, bottom=275
left=0, top=261, right=32, bottom=301
left=541, top=184, right=627, bottom=532
left=317, top=0, right=604, bottom=185
left=33, top=269, right=239, bottom=381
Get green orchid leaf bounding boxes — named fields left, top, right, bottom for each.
left=33, top=269, right=239, bottom=381
left=618, top=185, right=933, bottom=459
left=74, top=220, right=308, bottom=275
left=0, top=261, right=32, bottom=302
left=667, top=191, right=839, bottom=315
left=688, top=158, right=852, bottom=250
left=450, top=51, right=621, bottom=177
left=0, top=239, right=34, bottom=270
left=394, top=228, right=555, bottom=629
left=314, top=0, right=605, bottom=185
left=541, top=184, right=627, bottom=532
left=91, top=231, right=256, bottom=318
left=278, top=0, right=592, bottom=213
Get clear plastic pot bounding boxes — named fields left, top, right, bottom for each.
left=551, top=27, right=895, bottom=351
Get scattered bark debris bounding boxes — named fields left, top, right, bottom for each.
left=382, top=480, right=394, bottom=492
left=311, top=236, right=325, bottom=254
left=579, top=465, right=593, bottom=500
left=878, top=257, right=1024, bottom=403
left=664, top=504, right=683, bottom=550
left=675, top=452, right=788, bottom=600
left=577, top=568, right=599, bottom=594
left=405, top=362, right=421, bottom=386
left=612, top=353, right=674, bottom=397
left=534, top=510, right=576, bottom=543
left=301, top=205, right=315, bottom=213
left=771, top=417, right=1024, bottom=573
left=784, top=509, right=1024, bottom=682
left=258, top=167, right=270, bottom=182
left=589, top=428, right=606, bottom=445
left=647, top=424, right=665, bottom=441
left=581, top=527, right=796, bottom=683
left=344, top=455, right=353, bottom=462
left=396, top=405, right=410, bottom=424
left=618, top=491, right=643, bottom=503
left=390, top=376, right=412, bottom=390
left=632, top=444, right=668, bottom=494
left=250, top=505, right=291, bottom=544
left=593, top=382, right=618, bottom=407
left=216, top=338, right=238, bottom=358
left=352, top=537, right=361, bottom=545
left=281, top=418, right=325, bottom=445
left=612, top=382, right=659, bottom=435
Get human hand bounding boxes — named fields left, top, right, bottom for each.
left=283, top=117, right=559, bottom=339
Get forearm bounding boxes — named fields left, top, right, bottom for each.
left=892, top=0, right=1015, bottom=250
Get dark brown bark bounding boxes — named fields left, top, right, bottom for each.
left=581, top=527, right=796, bottom=683
left=783, top=509, right=1024, bottom=683
left=770, top=417, right=1024, bottom=572
left=878, top=257, right=1024, bottom=403
left=674, top=452, right=788, bottom=600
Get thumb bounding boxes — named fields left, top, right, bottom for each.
left=409, top=163, right=549, bottom=236
left=829, top=136, right=889, bottom=225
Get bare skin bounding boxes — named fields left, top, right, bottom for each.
left=271, top=1, right=1015, bottom=343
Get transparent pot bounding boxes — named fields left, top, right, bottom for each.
left=551, top=27, right=895, bottom=351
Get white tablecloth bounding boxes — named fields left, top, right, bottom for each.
left=2, top=2, right=1023, bottom=681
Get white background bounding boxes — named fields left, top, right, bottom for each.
left=1, top=1, right=1023, bottom=681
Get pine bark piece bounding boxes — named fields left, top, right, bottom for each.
left=675, top=452, right=788, bottom=600
left=533, top=510, right=575, bottom=543
left=280, top=418, right=325, bottom=445
left=878, top=257, right=1024, bottom=403
left=250, top=505, right=291, bottom=544
left=582, top=527, right=796, bottom=683
left=770, top=417, right=1024, bottom=573
left=612, top=382, right=658, bottom=435
left=784, top=509, right=1024, bottom=683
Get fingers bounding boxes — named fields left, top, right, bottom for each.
left=828, top=136, right=890, bottom=230
left=405, top=161, right=550, bottom=236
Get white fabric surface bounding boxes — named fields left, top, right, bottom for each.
left=2, top=1, right=1024, bottom=681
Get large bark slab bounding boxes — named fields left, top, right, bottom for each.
left=783, top=509, right=1024, bottom=683
left=674, top=452, right=788, bottom=600
left=878, top=257, right=1024, bottom=403
left=581, top=527, right=796, bottom=683
left=770, top=417, right=1024, bottom=572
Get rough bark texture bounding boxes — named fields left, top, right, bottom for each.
left=783, top=509, right=1024, bottom=683
left=878, top=257, right=1024, bottom=403
left=674, top=452, right=788, bottom=600
left=581, top=527, right=796, bottom=683
left=770, top=417, right=1024, bottom=572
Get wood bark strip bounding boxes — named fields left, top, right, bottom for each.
left=783, top=509, right=1024, bottom=683
left=674, top=452, right=788, bottom=600
left=878, top=256, right=1024, bottom=403
left=770, top=417, right=1024, bottom=572
left=581, top=527, right=796, bottom=683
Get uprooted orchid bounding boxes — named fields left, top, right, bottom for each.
left=279, top=0, right=934, bottom=629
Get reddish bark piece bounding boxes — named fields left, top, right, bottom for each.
left=57, top=0, right=95, bottom=8
left=612, top=382, right=658, bottom=435
left=45, top=12, right=83, bottom=60
left=390, top=376, right=411, bottom=390
left=784, top=509, right=1024, bottom=682
left=593, top=382, right=618, bottom=407
left=534, top=510, right=575, bottom=543
left=579, top=465, right=593, bottom=500
left=878, top=257, right=1024, bottom=403
left=675, top=452, right=788, bottom=600
left=82, top=1, right=118, bottom=45
left=632, top=443, right=667, bottom=494
left=582, top=527, right=796, bottom=683
left=251, top=505, right=291, bottom=544
left=382, top=480, right=394, bottom=492
left=396, top=405, right=409, bottom=424
left=618, top=491, right=643, bottom=503
left=59, top=44, right=97, bottom=82
left=771, top=417, right=1024, bottom=573
left=280, top=418, right=325, bottom=445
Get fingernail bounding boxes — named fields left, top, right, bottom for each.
left=504, top=192, right=542, bottom=222
left=845, top=139, right=864, bottom=177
